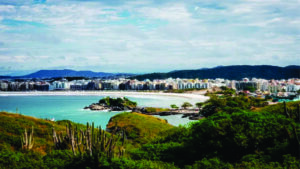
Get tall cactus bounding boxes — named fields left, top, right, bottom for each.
left=297, top=104, right=300, bottom=123
left=52, top=122, right=125, bottom=159
left=21, top=126, right=34, bottom=150
left=283, top=101, right=290, bottom=118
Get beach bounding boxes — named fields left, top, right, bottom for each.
left=0, top=92, right=206, bottom=127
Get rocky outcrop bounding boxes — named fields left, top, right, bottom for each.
left=84, top=97, right=136, bottom=111
left=84, top=103, right=110, bottom=111
left=84, top=103, right=132, bottom=111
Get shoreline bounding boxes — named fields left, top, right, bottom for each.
left=0, top=91, right=209, bottom=100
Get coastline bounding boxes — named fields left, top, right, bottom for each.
left=0, top=91, right=209, bottom=100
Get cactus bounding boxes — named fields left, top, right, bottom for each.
left=21, top=126, right=34, bottom=150
left=283, top=101, right=290, bottom=118
left=297, top=104, right=300, bottom=123
left=52, top=122, right=126, bottom=159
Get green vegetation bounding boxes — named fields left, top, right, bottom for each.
left=258, top=101, right=300, bottom=121
left=106, top=112, right=173, bottom=143
left=170, top=104, right=179, bottom=109
left=195, top=102, right=204, bottom=109
left=215, top=86, right=236, bottom=96
left=143, top=107, right=171, bottom=114
left=131, top=109, right=300, bottom=168
left=0, top=98, right=299, bottom=168
left=199, top=95, right=269, bottom=117
left=99, top=96, right=137, bottom=109
left=181, top=102, right=193, bottom=109
left=243, top=86, right=257, bottom=92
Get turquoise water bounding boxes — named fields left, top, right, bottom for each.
left=0, top=95, right=195, bottom=128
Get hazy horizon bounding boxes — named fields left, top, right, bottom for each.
left=0, top=0, right=299, bottom=75
left=0, top=64, right=299, bottom=76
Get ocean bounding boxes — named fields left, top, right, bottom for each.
left=0, top=94, right=203, bottom=128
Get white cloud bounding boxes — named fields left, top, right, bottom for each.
left=0, top=5, right=15, bottom=12
left=0, top=0, right=299, bottom=73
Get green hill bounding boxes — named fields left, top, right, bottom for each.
left=0, top=99, right=299, bottom=169
left=0, top=111, right=178, bottom=169
left=0, top=111, right=83, bottom=154
left=106, top=112, right=174, bottom=143
left=132, top=65, right=300, bottom=80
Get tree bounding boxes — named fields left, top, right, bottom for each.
left=181, top=102, right=192, bottom=109
left=195, top=102, right=204, bottom=109
left=244, top=86, right=256, bottom=93
left=170, top=104, right=179, bottom=109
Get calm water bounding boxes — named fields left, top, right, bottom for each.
left=0, top=95, right=199, bottom=128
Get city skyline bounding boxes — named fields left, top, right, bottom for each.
left=0, top=0, right=299, bottom=75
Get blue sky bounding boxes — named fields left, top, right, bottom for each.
left=0, top=0, right=299, bottom=75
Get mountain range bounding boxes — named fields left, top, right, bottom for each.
left=132, top=65, right=300, bottom=80
left=0, top=65, right=299, bottom=80
left=0, top=69, right=133, bottom=79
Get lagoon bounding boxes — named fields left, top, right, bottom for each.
left=0, top=93, right=208, bottom=128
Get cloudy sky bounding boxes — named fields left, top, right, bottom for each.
left=0, top=0, right=299, bottom=75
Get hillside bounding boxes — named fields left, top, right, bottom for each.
left=0, top=111, right=86, bottom=155
left=106, top=112, right=174, bottom=143
left=0, top=99, right=299, bottom=168
left=0, top=69, right=134, bottom=79
left=132, top=65, right=300, bottom=80
left=21, top=69, right=114, bottom=78
left=0, top=111, right=178, bottom=169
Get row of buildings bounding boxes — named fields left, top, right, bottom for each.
left=0, top=78, right=299, bottom=94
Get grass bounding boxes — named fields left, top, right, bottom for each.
left=106, top=112, right=174, bottom=144
left=0, top=111, right=86, bottom=155
left=143, top=107, right=171, bottom=114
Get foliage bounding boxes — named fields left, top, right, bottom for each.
left=215, top=87, right=236, bottom=96
left=259, top=101, right=300, bottom=121
left=195, top=102, right=204, bottom=109
left=0, top=97, right=300, bottom=168
left=185, top=158, right=233, bottom=169
left=106, top=112, right=174, bottom=144
left=199, top=95, right=269, bottom=117
left=133, top=110, right=300, bottom=167
left=170, top=104, right=179, bottom=109
left=143, top=107, right=170, bottom=113
left=98, top=97, right=137, bottom=108
left=181, top=102, right=193, bottom=109
left=52, top=122, right=126, bottom=159
left=243, top=86, right=256, bottom=92
left=0, top=146, right=45, bottom=169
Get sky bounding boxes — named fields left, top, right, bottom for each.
left=0, top=0, right=299, bottom=75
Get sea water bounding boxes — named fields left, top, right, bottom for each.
left=0, top=95, right=202, bottom=128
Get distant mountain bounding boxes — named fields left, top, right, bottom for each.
left=132, top=65, right=300, bottom=80
left=0, top=76, right=12, bottom=79
left=12, top=69, right=133, bottom=79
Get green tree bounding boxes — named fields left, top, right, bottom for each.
left=181, top=102, right=193, bottom=109
left=170, top=104, right=179, bottom=109
left=244, top=86, right=256, bottom=93
left=195, top=102, right=204, bottom=109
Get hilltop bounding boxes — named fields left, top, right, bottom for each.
left=106, top=112, right=174, bottom=143
left=0, top=69, right=134, bottom=79
left=132, top=65, right=300, bottom=80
